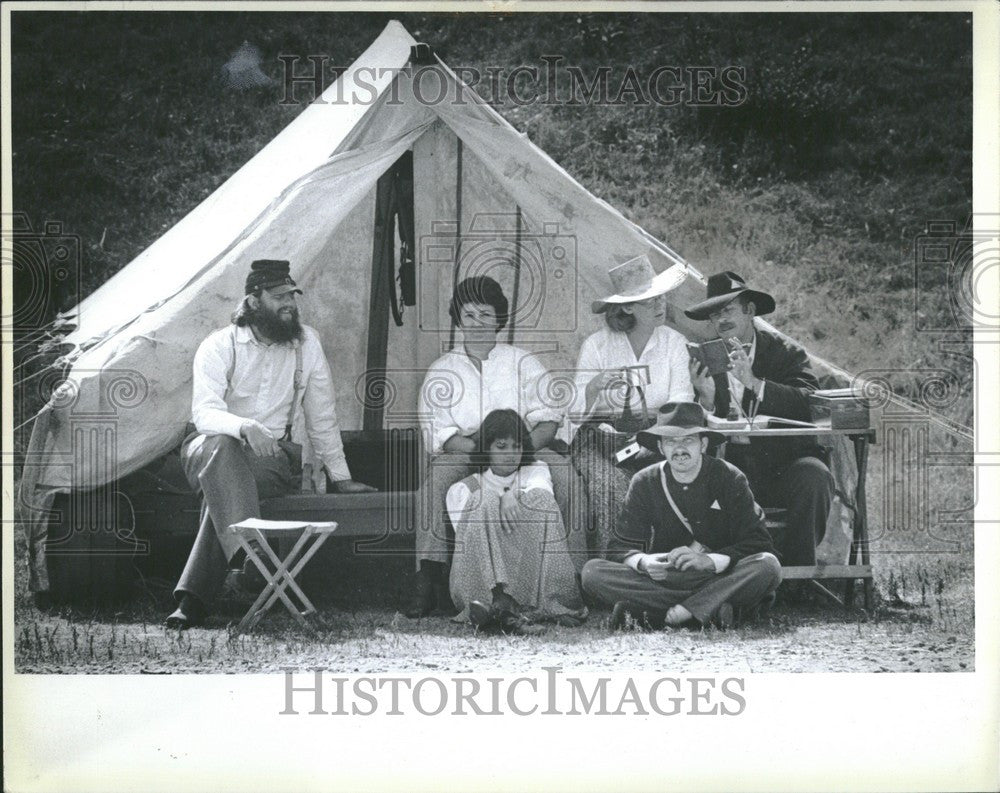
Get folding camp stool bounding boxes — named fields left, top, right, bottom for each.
left=229, top=518, right=338, bottom=633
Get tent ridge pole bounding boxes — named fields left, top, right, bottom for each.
left=447, top=138, right=463, bottom=352
left=507, top=206, right=522, bottom=346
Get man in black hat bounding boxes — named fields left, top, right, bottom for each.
left=166, top=259, right=374, bottom=629
left=684, top=271, right=834, bottom=568
left=580, top=402, right=781, bottom=630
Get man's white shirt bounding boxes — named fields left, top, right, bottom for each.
left=191, top=323, right=351, bottom=481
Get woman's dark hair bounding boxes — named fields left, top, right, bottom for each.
left=478, top=408, right=534, bottom=469
left=448, top=275, right=509, bottom=332
left=603, top=302, right=637, bottom=333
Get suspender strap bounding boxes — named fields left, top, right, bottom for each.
left=659, top=464, right=694, bottom=535
left=658, top=464, right=709, bottom=554
left=222, top=326, right=238, bottom=399
left=283, top=342, right=304, bottom=441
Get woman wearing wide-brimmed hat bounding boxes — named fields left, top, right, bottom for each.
left=568, top=254, right=694, bottom=555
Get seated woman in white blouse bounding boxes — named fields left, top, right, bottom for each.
left=409, top=275, right=585, bottom=618
left=568, top=254, right=694, bottom=553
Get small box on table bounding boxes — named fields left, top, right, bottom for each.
left=809, top=389, right=873, bottom=430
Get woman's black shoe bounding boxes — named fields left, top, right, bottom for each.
left=468, top=600, right=497, bottom=632
left=497, top=609, right=546, bottom=637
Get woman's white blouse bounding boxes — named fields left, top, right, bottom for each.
left=418, top=343, right=563, bottom=454
left=567, top=325, right=694, bottom=438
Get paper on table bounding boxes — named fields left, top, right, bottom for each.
left=707, top=415, right=819, bottom=430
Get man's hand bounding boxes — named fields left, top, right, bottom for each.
left=667, top=546, right=716, bottom=572
left=240, top=419, right=279, bottom=457
left=499, top=489, right=523, bottom=534
left=726, top=337, right=760, bottom=393
left=329, top=479, right=377, bottom=494
left=637, top=552, right=673, bottom=581
left=688, top=358, right=716, bottom=410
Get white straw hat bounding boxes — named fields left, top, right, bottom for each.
left=591, top=254, right=685, bottom=314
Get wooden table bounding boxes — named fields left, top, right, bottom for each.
left=715, top=422, right=877, bottom=610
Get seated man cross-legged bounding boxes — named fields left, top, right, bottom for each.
left=581, top=401, right=781, bottom=630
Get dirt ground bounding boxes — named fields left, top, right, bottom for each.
left=14, top=554, right=975, bottom=675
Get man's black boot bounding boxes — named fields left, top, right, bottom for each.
left=166, top=593, right=207, bottom=630
left=405, top=561, right=438, bottom=618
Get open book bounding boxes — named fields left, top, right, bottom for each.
left=686, top=339, right=732, bottom=376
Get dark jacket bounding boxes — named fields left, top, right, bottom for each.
left=711, top=325, right=826, bottom=486
left=608, top=455, right=774, bottom=566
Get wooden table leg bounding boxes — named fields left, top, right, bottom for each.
left=851, top=433, right=873, bottom=611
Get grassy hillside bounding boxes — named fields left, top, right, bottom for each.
left=11, top=11, right=973, bottom=442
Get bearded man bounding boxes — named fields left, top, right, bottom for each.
left=166, top=259, right=373, bottom=629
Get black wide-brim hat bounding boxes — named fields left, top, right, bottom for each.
left=684, top=271, right=775, bottom=321
left=636, top=401, right=725, bottom=452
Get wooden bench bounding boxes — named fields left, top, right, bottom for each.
left=765, top=508, right=874, bottom=610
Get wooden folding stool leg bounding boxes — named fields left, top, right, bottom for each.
left=229, top=520, right=338, bottom=634
left=244, top=529, right=328, bottom=631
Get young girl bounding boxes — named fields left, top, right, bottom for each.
left=446, top=409, right=587, bottom=633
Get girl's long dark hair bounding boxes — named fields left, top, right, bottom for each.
left=476, top=409, right=535, bottom=471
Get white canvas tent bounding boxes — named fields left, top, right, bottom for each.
left=20, top=20, right=859, bottom=592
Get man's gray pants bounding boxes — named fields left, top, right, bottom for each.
left=580, top=552, right=781, bottom=624
left=173, top=433, right=298, bottom=606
